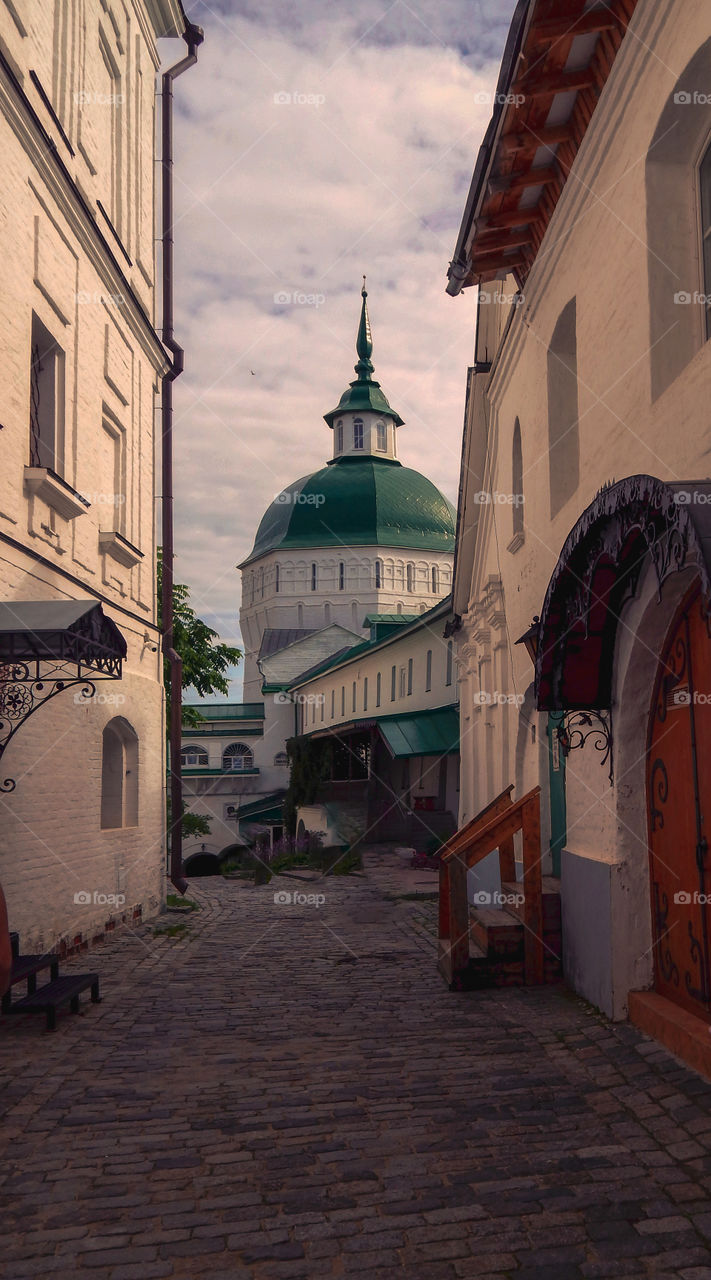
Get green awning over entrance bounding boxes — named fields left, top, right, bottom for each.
left=378, top=706, right=459, bottom=758
left=236, top=791, right=286, bottom=823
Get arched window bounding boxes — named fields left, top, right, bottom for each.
left=101, top=717, right=138, bottom=829
left=336, top=420, right=344, bottom=452
left=274, top=752, right=289, bottom=767
left=338, top=561, right=345, bottom=591
left=352, top=681, right=356, bottom=712
left=331, top=688, right=335, bottom=718
left=406, top=563, right=415, bottom=592
left=311, top=563, right=317, bottom=591
left=425, top=649, right=432, bottom=692
left=512, top=418, right=524, bottom=540
left=376, top=421, right=387, bottom=451
left=181, top=745, right=208, bottom=767
left=341, top=685, right=345, bottom=715
left=445, top=640, right=454, bottom=687
left=275, top=564, right=280, bottom=593
left=374, top=559, right=383, bottom=589
left=222, top=743, right=254, bottom=772
left=431, top=565, right=439, bottom=594
left=547, top=298, right=579, bottom=518
left=363, top=677, right=368, bottom=712
left=376, top=672, right=381, bottom=706
left=353, top=418, right=364, bottom=450
left=407, top=658, right=413, bottom=696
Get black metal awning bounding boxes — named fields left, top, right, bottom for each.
left=0, top=600, right=126, bottom=675
left=0, top=600, right=127, bottom=791
left=535, top=475, right=711, bottom=714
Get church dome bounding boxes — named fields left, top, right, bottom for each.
left=241, top=455, right=455, bottom=567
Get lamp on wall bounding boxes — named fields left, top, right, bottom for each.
left=515, top=615, right=540, bottom=665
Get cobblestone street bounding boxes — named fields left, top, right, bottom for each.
left=2, top=855, right=711, bottom=1280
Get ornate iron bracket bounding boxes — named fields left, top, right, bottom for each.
left=0, top=662, right=97, bottom=793
left=556, top=708, right=614, bottom=786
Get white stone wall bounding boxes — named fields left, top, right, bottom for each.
left=240, top=546, right=453, bottom=697
left=0, top=1, right=181, bottom=951
left=454, top=0, right=711, bottom=1017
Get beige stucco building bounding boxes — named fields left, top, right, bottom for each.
left=0, top=0, right=190, bottom=952
left=447, top=0, right=711, bottom=1051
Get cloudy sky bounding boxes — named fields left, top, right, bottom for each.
left=161, top=0, right=518, bottom=698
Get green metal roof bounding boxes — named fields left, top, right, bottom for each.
left=323, top=285, right=404, bottom=428
left=377, top=705, right=460, bottom=758
left=290, top=595, right=453, bottom=686
left=363, top=613, right=420, bottom=625
left=236, top=791, right=286, bottom=823
left=241, top=456, right=455, bottom=566
left=183, top=703, right=265, bottom=721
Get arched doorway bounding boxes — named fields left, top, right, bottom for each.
left=647, top=581, right=711, bottom=1020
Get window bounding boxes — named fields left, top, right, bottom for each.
left=339, top=561, right=345, bottom=591
left=274, top=752, right=289, bottom=767
left=181, top=745, right=208, bottom=767
left=363, top=677, right=368, bottom=712
left=311, top=563, right=317, bottom=591
left=512, top=418, right=524, bottom=538
left=376, top=421, right=387, bottom=451
left=336, top=420, right=344, bottom=452
left=29, top=313, right=64, bottom=472
left=547, top=298, right=579, bottom=517
left=352, top=681, right=357, bottom=712
left=431, top=565, right=439, bottom=594
left=341, top=685, right=345, bottom=715
left=222, top=743, right=254, bottom=772
left=407, top=658, right=413, bottom=696
left=275, top=564, right=280, bottom=593
left=260, top=567, right=265, bottom=597
left=399, top=666, right=407, bottom=698
left=353, top=418, right=364, bottom=449
left=445, top=640, right=453, bottom=687
left=374, top=559, right=383, bottom=590
left=701, top=139, right=711, bottom=339
left=101, top=718, right=138, bottom=829
left=406, top=563, right=414, bottom=593
left=425, top=649, right=432, bottom=692
left=321, top=696, right=324, bottom=722
left=391, top=665, right=396, bottom=701
left=376, top=672, right=381, bottom=707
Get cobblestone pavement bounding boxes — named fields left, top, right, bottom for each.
left=2, top=854, right=711, bottom=1280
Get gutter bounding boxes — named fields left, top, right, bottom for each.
left=160, top=22, right=204, bottom=895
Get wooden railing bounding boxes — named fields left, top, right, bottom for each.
left=438, top=785, right=542, bottom=987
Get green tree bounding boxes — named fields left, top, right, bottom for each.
left=158, top=551, right=243, bottom=836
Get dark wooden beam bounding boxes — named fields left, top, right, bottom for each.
left=529, top=5, right=623, bottom=43
left=499, top=123, right=575, bottom=156
left=470, top=252, right=526, bottom=276
left=488, top=164, right=559, bottom=195
left=474, top=229, right=533, bottom=252
left=475, top=204, right=544, bottom=230
left=511, top=67, right=597, bottom=99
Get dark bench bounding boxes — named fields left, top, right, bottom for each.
left=4, top=973, right=100, bottom=1031
left=2, top=934, right=61, bottom=1014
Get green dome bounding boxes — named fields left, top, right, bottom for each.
left=240, top=456, right=455, bottom=566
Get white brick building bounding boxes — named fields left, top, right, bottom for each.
left=0, top=0, right=191, bottom=953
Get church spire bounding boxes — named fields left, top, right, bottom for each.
left=355, top=276, right=374, bottom=378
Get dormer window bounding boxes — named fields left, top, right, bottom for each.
left=376, top=421, right=387, bottom=451
left=353, top=418, right=364, bottom=450
left=336, top=420, right=343, bottom=452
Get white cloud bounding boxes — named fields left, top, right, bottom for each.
left=160, top=0, right=517, bottom=696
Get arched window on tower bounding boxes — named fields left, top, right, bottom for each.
left=376, top=421, right=387, bottom=451
left=311, top=563, right=317, bottom=591
left=406, top=562, right=415, bottom=593
left=353, top=418, right=364, bottom=450
left=338, top=561, right=345, bottom=591
left=431, top=565, right=439, bottom=594
left=336, top=420, right=344, bottom=452
left=101, top=718, right=139, bottom=829
left=275, top=564, right=280, bottom=593
left=374, top=559, right=383, bottom=590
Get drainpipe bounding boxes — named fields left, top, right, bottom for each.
left=161, top=22, right=204, bottom=894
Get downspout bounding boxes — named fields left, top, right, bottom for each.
left=161, top=22, right=204, bottom=894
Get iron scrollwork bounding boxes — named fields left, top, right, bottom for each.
left=556, top=708, right=614, bottom=785
left=0, top=661, right=96, bottom=792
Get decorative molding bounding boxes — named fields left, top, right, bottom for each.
left=99, top=531, right=143, bottom=569
left=24, top=467, right=90, bottom=520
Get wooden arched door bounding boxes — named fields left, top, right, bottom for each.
left=647, top=582, right=711, bottom=1019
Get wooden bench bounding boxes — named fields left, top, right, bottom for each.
left=4, top=973, right=101, bottom=1031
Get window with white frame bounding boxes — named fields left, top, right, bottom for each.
left=101, top=717, right=138, bottom=829
left=222, top=742, right=254, bottom=771
left=181, top=745, right=208, bottom=767
left=376, top=421, right=387, bottom=450
left=336, top=420, right=344, bottom=452
left=353, top=418, right=364, bottom=449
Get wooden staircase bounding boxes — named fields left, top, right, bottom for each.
left=438, top=786, right=563, bottom=991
